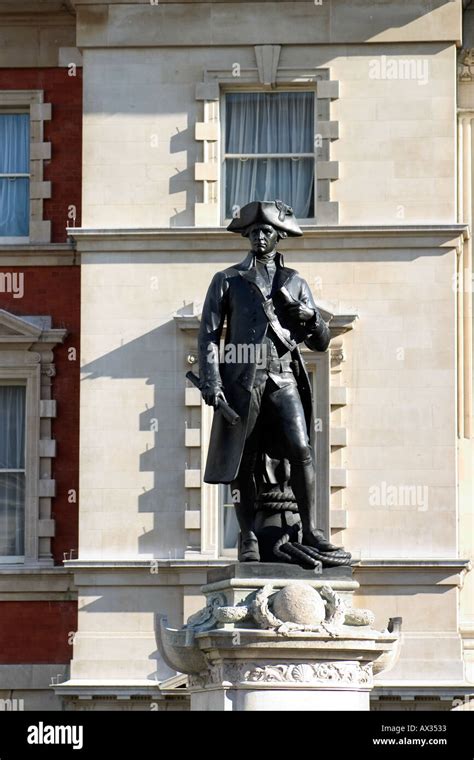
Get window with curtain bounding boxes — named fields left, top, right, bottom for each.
left=224, top=91, right=315, bottom=221
left=0, top=113, right=30, bottom=237
left=220, top=484, right=239, bottom=552
left=0, top=386, right=26, bottom=558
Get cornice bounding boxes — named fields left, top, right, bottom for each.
left=68, top=225, right=468, bottom=254
left=70, top=0, right=462, bottom=47
left=63, top=559, right=230, bottom=569
left=0, top=243, right=77, bottom=267
left=0, top=5, right=74, bottom=27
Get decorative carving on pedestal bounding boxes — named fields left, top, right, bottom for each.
left=186, top=592, right=228, bottom=631
left=192, top=660, right=373, bottom=688
left=157, top=574, right=402, bottom=709
left=215, top=584, right=349, bottom=635
left=230, top=661, right=373, bottom=687
left=184, top=583, right=378, bottom=639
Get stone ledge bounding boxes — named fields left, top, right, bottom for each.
left=52, top=679, right=166, bottom=699
left=0, top=664, right=70, bottom=691
left=358, top=559, right=471, bottom=568
left=353, top=559, right=471, bottom=588
left=62, top=559, right=231, bottom=587
left=0, top=568, right=76, bottom=599
left=0, top=248, right=76, bottom=266
left=68, top=224, right=468, bottom=254
left=373, top=683, right=474, bottom=698
left=63, top=560, right=230, bottom=568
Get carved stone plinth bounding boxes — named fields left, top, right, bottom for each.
left=157, top=564, right=401, bottom=711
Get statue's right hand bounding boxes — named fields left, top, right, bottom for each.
left=201, top=384, right=227, bottom=409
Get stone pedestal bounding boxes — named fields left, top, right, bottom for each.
left=158, top=564, right=401, bottom=712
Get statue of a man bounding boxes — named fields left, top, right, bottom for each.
left=198, top=200, right=345, bottom=564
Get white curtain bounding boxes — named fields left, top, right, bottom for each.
left=0, top=386, right=26, bottom=557
left=0, top=114, right=29, bottom=236
left=225, top=92, right=314, bottom=219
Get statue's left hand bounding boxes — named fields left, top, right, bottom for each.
left=286, top=301, right=315, bottom=323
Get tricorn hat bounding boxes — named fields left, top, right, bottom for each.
left=226, top=200, right=303, bottom=237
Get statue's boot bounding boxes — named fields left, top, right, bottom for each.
left=290, top=460, right=342, bottom=553
left=303, top=529, right=343, bottom=553
left=238, top=533, right=260, bottom=562
left=232, top=464, right=261, bottom=562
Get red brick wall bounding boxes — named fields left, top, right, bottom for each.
left=0, top=68, right=82, bottom=242
left=0, top=601, right=77, bottom=663
left=0, top=69, right=81, bottom=667
left=0, top=267, right=80, bottom=565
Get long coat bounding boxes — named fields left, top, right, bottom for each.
left=198, top=251, right=331, bottom=484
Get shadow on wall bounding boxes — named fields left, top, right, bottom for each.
left=169, top=124, right=198, bottom=228
left=81, top=319, right=188, bottom=560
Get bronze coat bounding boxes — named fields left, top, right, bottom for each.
left=198, top=252, right=330, bottom=484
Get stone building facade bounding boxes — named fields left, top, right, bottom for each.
left=0, top=0, right=473, bottom=711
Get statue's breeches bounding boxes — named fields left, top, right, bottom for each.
left=237, top=375, right=312, bottom=468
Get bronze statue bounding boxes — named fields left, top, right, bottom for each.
left=197, top=200, right=351, bottom=569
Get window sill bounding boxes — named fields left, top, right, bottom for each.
left=0, top=241, right=71, bottom=250
left=0, top=564, right=69, bottom=573
left=0, top=241, right=75, bottom=265
left=0, top=236, right=29, bottom=245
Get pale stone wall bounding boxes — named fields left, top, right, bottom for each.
left=81, top=43, right=457, bottom=227
left=78, top=231, right=459, bottom=561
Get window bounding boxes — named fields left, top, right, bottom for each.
left=223, top=91, right=315, bottom=221
left=0, top=385, right=26, bottom=561
left=219, top=484, right=239, bottom=553
left=0, top=310, right=67, bottom=566
left=0, top=114, right=30, bottom=237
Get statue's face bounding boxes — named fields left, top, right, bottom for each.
left=247, top=223, right=279, bottom=257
